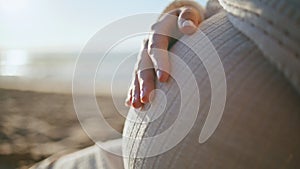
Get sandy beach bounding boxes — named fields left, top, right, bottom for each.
left=0, top=88, right=128, bottom=169
left=0, top=50, right=134, bottom=168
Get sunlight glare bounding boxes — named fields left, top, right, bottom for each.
left=0, top=50, right=29, bottom=76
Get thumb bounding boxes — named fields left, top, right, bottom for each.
left=178, top=6, right=202, bottom=35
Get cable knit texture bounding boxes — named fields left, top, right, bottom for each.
left=219, top=0, right=300, bottom=93
left=123, top=3, right=300, bottom=169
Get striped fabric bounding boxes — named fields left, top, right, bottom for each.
left=123, top=2, right=300, bottom=169
left=219, top=0, right=300, bottom=94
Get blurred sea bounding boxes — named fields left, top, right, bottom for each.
left=0, top=50, right=137, bottom=96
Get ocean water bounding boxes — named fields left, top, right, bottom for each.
left=0, top=50, right=137, bottom=96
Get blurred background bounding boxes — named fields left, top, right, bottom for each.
left=0, top=0, right=206, bottom=168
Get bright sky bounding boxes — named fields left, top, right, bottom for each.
left=0, top=0, right=207, bottom=52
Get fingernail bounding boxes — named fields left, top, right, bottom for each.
left=156, top=70, right=163, bottom=80
left=125, top=100, right=130, bottom=107
left=140, top=91, right=148, bottom=103
left=132, top=96, right=141, bottom=108
left=182, top=20, right=196, bottom=28
left=132, top=98, right=137, bottom=108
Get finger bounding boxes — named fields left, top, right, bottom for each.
left=149, top=11, right=182, bottom=82
left=177, top=6, right=201, bottom=35
left=126, top=41, right=146, bottom=108
left=136, top=40, right=156, bottom=103
left=125, top=59, right=139, bottom=107
left=137, top=40, right=154, bottom=72
left=125, top=71, right=136, bottom=107
left=131, top=74, right=143, bottom=108
left=148, top=33, right=170, bottom=82
left=138, top=69, right=155, bottom=103
left=125, top=88, right=132, bottom=107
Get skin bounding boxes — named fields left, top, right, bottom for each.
left=125, top=1, right=204, bottom=108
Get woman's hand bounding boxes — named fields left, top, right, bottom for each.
left=126, top=4, right=204, bottom=108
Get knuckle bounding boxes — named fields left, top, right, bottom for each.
left=151, top=22, right=159, bottom=30
left=132, top=84, right=139, bottom=91
left=148, top=40, right=168, bottom=54
left=148, top=44, right=161, bottom=57
left=140, top=76, right=154, bottom=86
left=139, top=71, right=154, bottom=86
left=132, top=81, right=140, bottom=90
left=148, top=46, right=156, bottom=56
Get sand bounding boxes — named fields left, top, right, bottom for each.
left=0, top=89, right=127, bottom=169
